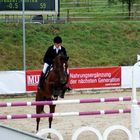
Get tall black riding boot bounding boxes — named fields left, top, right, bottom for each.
left=65, top=74, right=72, bottom=91
left=38, top=72, right=46, bottom=90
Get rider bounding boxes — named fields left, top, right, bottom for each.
left=38, top=36, right=71, bottom=91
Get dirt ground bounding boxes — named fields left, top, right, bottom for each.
left=0, top=89, right=137, bottom=140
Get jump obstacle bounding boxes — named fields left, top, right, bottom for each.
left=1, top=58, right=140, bottom=140
left=0, top=96, right=132, bottom=120
left=0, top=99, right=133, bottom=140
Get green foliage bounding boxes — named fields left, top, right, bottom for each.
left=0, top=22, right=140, bottom=70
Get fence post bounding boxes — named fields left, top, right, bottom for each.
left=131, top=55, right=140, bottom=140
left=67, top=9, right=70, bottom=22
left=131, top=104, right=140, bottom=140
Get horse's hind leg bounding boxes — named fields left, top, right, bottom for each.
left=36, top=105, right=44, bottom=132
left=36, top=91, right=44, bottom=132
left=36, top=106, right=41, bottom=132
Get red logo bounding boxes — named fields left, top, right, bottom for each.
left=26, top=70, right=41, bottom=91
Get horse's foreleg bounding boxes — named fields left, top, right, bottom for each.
left=36, top=118, right=40, bottom=132
left=47, top=105, right=56, bottom=139
left=49, top=105, right=56, bottom=128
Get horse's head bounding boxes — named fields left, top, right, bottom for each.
left=53, top=53, right=69, bottom=85
left=47, top=53, right=69, bottom=98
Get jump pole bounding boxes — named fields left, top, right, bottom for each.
left=0, top=109, right=131, bottom=120
left=0, top=97, right=131, bottom=107
left=131, top=55, right=140, bottom=140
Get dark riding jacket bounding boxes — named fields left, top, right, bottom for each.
left=43, top=45, right=67, bottom=65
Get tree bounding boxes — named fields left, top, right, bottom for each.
left=120, top=0, right=133, bottom=17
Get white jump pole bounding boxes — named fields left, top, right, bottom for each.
left=131, top=54, right=140, bottom=140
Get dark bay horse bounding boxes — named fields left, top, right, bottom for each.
left=36, top=53, right=69, bottom=133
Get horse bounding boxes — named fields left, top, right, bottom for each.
left=36, top=53, right=69, bottom=134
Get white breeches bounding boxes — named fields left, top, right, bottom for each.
left=42, top=63, right=49, bottom=74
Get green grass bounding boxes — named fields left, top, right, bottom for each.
left=0, top=21, right=140, bottom=70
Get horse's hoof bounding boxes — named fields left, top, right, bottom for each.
left=41, top=110, right=46, bottom=114
left=59, top=92, right=65, bottom=98
left=47, top=133, right=51, bottom=139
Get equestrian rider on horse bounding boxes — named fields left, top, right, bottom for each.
left=38, top=36, right=71, bottom=91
